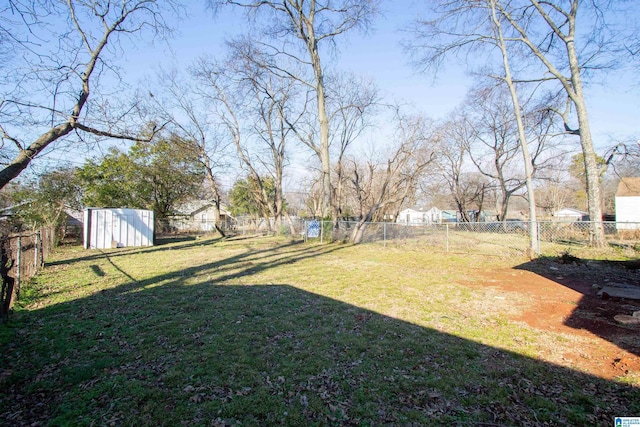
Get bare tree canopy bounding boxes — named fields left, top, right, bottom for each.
left=348, top=109, right=437, bottom=243
left=151, top=67, right=232, bottom=236
left=0, top=0, right=179, bottom=189
left=211, top=0, right=381, bottom=217
left=462, top=84, right=558, bottom=220
left=406, top=0, right=638, bottom=246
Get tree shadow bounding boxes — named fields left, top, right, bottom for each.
left=2, top=247, right=639, bottom=426
left=515, top=257, right=640, bottom=358
left=46, top=235, right=230, bottom=267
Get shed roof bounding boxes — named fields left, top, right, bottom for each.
left=616, top=177, right=640, bottom=197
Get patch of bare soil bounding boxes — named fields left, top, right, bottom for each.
left=467, top=257, right=640, bottom=381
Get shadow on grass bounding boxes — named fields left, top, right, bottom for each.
left=516, top=257, right=640, bottom=358
left=2, top=244, right=639, bottom=426
left=46, top=235, right=228, bottom=267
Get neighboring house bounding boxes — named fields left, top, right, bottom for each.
left=615, top=177, right=640, bottom=230
left=169, top=200, right=233, bottom=232
left=397, top=208, right=423, bottom=225
left=424, top=207, right=442, bottom=224
left=553, top=208, right=589, bottom=222
left=397, top=208, right=430, bottom=226
left=441, top=210, right=457, bottom=223
left=65, top=208, right=84, bottom=227
left=479, top=210, right=499, bottom=222
left=397, top=207, right=458, bottom=225
left=62, top=208, right=84, bottom=238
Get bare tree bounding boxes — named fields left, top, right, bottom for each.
left=153, top=69, right=231, bottom=236
left=490, top=0, right=625, bottom=245
left=486, top=0, right=541, bottom=254
left=464, top=84, right=557, bottom=224
left=0, top=0, right=179, bottom=189
left=348, top=112, right=437, bottom=243
left=464, top=87, right=525, bottom=222
left=432, top=114, right=478, bottom=223
left=240, top=61, right=301, bottom=232
left=193, top=45, right=307, bottom=234
left=407, top=0, right=541, bottom=249
left=604, top=140, right=640, bottom=178
left=407, top=0, right=628, bottom=246
left=211, top=0, right=381, bottom=218
left=327, top=72, right=379, bottom=226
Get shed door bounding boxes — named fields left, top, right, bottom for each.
left=116, top=213, right=136, bottom=247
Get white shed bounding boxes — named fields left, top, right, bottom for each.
left=615, top=177, right=640, bottom=230
left=84, top=208, right=154, bottom=249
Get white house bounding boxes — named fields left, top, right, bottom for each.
left=397, top=208, right=427, bottom=225
left=397, top=207, right=461, bottom=225
left=615, top=177, right=640, bottom=230
left=424, top=207, right=442, bottom=224
left=553, top=208, right=589, bottom=222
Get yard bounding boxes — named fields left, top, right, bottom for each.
left=1, top=235, right=639, bottom=426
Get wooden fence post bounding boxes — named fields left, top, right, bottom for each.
left=34, top=232, right=39, bottom=270
left=39, top=231, right=44, bottom=267
left=0, top=236, right=15, bottom=323
left=16, top=236, right=21, bottom=300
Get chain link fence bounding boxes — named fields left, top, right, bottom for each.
left=300, top=220, right=640, bottom=260
left=159, top=215, right=640, bottom=259
left=157, top=217, right=309, bottom=239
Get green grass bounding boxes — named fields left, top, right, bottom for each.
left=1, top=235, right=638, bottom=426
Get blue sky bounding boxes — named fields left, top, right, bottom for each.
left=122, top=2, right=471, bottom=118
left=116, top=0, right=640, bottom=155
left=29, top=0, right=639, bottom=188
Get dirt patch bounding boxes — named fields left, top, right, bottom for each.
left=465, top=259, right=640, bottom=381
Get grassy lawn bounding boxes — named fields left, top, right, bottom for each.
left=1, top=235, right=638, bottom=426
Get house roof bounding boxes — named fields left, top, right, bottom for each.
left=554, top=208, right=588, bottom=216
left=399, top=208, right=423, bottom=214
left=616, top=177, right=640, bottom=197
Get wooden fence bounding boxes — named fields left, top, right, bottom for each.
left=0, top=227, right=55, bottom=323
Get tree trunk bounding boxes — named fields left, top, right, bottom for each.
left=204, top=167, right=226, bottom=238
left=332, top=163, right=345, bottom=229
left=316, top=70, right=332, bottom=218
left=489, top=0, right=538, bottom=256
left=212, top=197, right=226, bottom=237
left=568, top=63, right=605, bottom=245
left=350, top=220, right=368, bottom=244
left=350, top=204, right=379, bottom=244
left=285, top=211, right=297, bottom=237
left=0, top=237, right=15, bottom=323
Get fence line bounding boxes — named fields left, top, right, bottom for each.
left=0, top=227, right=55, bottom=323
left=157, top=216, right=639, bottom=259
left=158, top=217, right=308, bottom=238
left=300, top=220, right=640, bottom=259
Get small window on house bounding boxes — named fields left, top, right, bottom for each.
left=201, top=213, right=207, bottom=223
